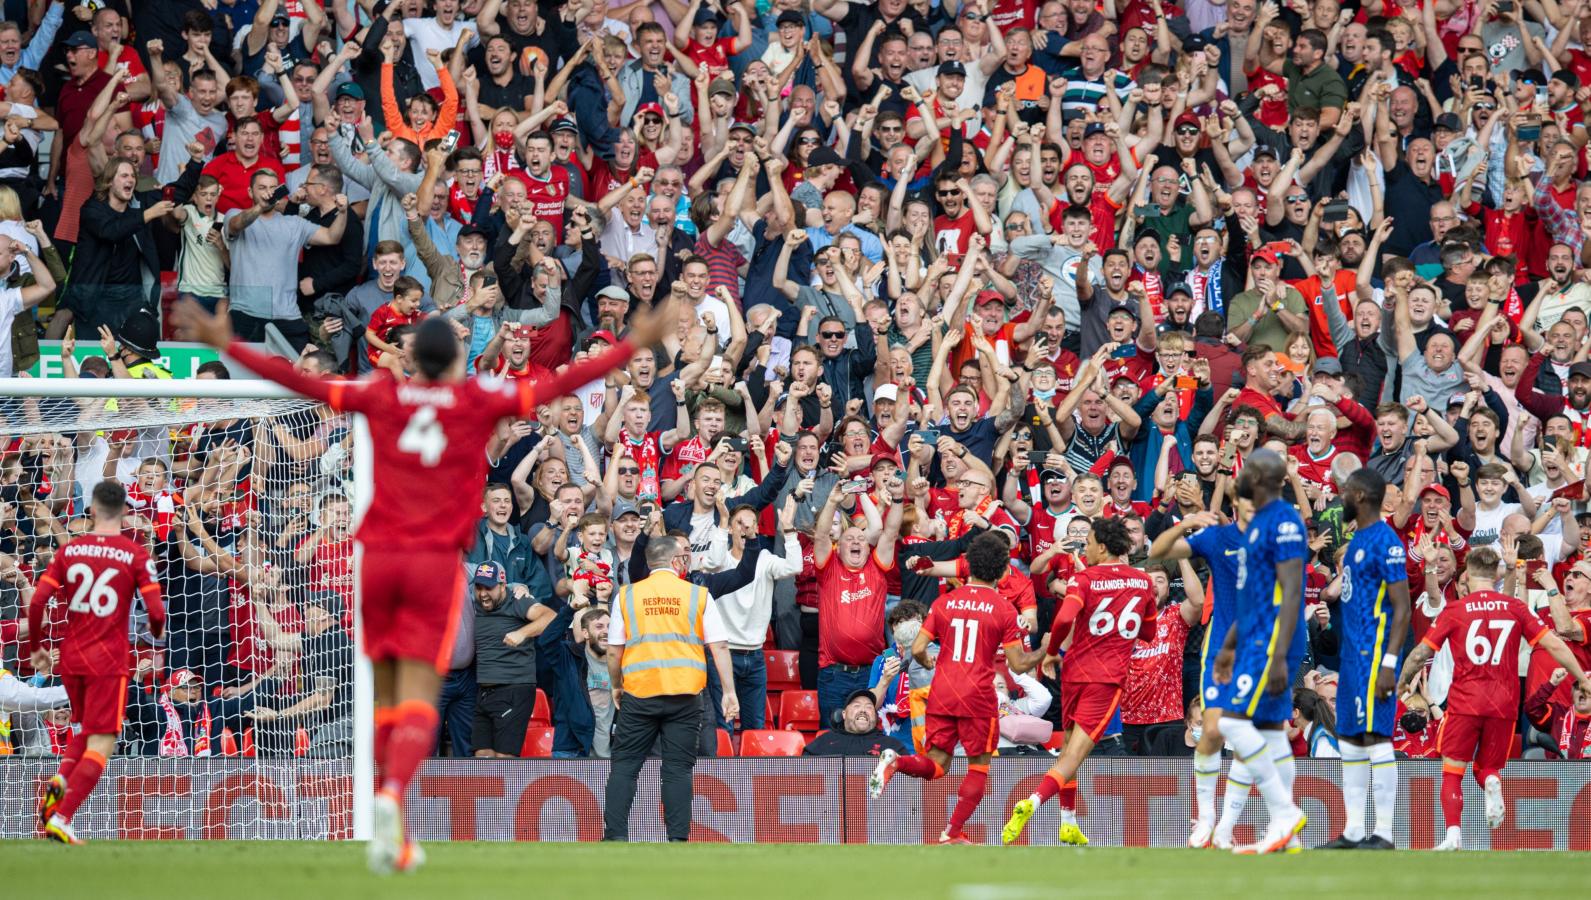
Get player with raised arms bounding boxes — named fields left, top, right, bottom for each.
left=1211, top=449, right=1308, bottom=855
left=176, top=295, right=674, bottom=873
left=1320, top=468, right=1411, bottom=850
left=867, top=532, right=1045, bottom=843
left=1001, top=516, right=1155, bottom=847
left=1147, top=505, right=1247, bottom=849
left=1397, top=546, right=1591, bottom=850
left=26, top=480, right=166, bottom=845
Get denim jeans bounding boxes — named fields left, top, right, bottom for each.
left=437, top=667, right=477, bottom=757
left=816, top=664, right=871, bottom=726
left=731, top=650, right=767, bottom=731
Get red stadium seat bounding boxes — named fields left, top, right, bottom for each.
left=294, top=727, right=310, bottom=757
left=764, top=627, right=776, bottom=650
left=716, top=728, right=735, bottom=757
left=739, top=729, right=806, bottom=757
left=765, top=695, right=777, bottom=728
left=219, top=727, right=239, bottom=757
left=240, top=727, right=257, bottom=757
left=530, top=689, right=551, bottom=728
left=520, top=725, right=555, bottom=758
left=779, top=690, right=822, bottom=733
left=766, top=650, right=801, bottom=694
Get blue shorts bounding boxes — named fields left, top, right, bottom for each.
left=1218, top=645, right=1302, bottom=724
left=1336, top=658, right=1396, bottom=738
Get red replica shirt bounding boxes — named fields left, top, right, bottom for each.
left=933, top=208, right=977, bottom=262
left=1421, top=590, right=1548, bottom=719
left=26, top=533, right=165, bottom=677
left=202, top=152, right=289, bottom=214
left=509, top=166, right=571, bottom=237
left=365, top=303, right=425, bottom=366
left=224, top=338, right=638, bottom=553
left=815, top=550, right=893, bottom=667
left=1049, top=562, right=1157, bottom=685
left=1287, top=442, right=1341, bottom=498
left=921, top=583, right=1026, bottom=718
left=1123, top=603, right=1190, bottom=725
left=1527, top=606, right=1591, bottom=708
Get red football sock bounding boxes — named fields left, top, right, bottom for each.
left=55, top=749, right=106, bottom=823
left=373, top=707, right=400, bottom=786
left=380, top=700, right=439, bottom=798
left=946, top=764, right=989, bottom=835
left=1059, top=779, right=1079, bottom=811
left=1033, top=771, right=1064, bottom=806
left=55, top=730, right=88, bottom=783
left=896, top=753, right=943, bottom=780
left=1441, top=765, right=1465, bottom=829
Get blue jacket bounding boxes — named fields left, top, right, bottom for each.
left=536, top=598, right=596, bottom=756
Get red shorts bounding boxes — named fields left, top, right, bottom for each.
left=356, top=544, right=466, bottom=673
left=1436, top=711, right=1513, bottom=774
left=924, top=711, right=998, bottom=756
left=63, top=674, right=129, bottom=734
left=1060, top=680, right=1123, bottom=743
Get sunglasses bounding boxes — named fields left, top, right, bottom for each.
left=820, top=331, right=846, bottom=338
left=1175, top=126, right=1201, bottom=136
left=937, top=189, right=962, bottom=197
left=799, top=136, right=820, bottom=144
left=618, top=467, right=640, bottom=475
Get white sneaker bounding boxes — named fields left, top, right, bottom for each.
left=367, top=789, right=404, bottom=875
left=1434, top=828, right=1463, bottom=851
left=1188, top=819, right=1215, bottom=849
left=869, top=749, right=899, bottom=800
left=1483, top=775, right=1505, bottom=829
left=1212, top=831, right=1235, bottom=850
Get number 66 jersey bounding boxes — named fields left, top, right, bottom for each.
left=1050, top=564, right=1158, bottom=686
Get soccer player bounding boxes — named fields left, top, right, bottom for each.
left=24, top=480, right=166, bottom=845
left=176, top=296, right=673, bottom=872
left=1398, top=546, right=1591, bottom=851
left=1147, top=506, right=1246, bottom=849
left=1321, top=468, right=1411, bottom=850
left=1002, top=517, right=1155, bottom=847
left=1211, top=449, right=1308, bottom=855
left=867, top=532, right=1044, bottom=844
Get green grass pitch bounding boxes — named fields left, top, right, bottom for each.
left=4, top=841, right=1587, bottom=899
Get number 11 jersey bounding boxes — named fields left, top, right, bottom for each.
left=1051, top=563, right=1158, bottom=686
left=922, top=584, right=1026, bottom=718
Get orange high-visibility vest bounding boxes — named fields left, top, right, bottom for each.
left=619, top=572, right=708, bottom=699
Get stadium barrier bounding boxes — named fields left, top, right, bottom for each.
left=7, top=758, right=1591, bottom=848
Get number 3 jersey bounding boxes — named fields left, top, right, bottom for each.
left=1421, top=590, right=1548, bottom=719
left=27, top=533, right=165, bottom=677
left=921, top=584, right=1026, bottom=718
left=1050, top=563, right=1157, bottom=686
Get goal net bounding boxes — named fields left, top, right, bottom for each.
left=0, top=376, right=369, bottom=840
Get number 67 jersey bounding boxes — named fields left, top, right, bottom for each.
left=1421, top=590, right=1548, bottom=719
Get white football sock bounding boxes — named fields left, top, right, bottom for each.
left=1194, top=751, right=1222, bottom=826
left=1370, top=741, right=1398, bottom=841
left=1265, top=729, right=1296, bottom=794
left=1060, top=808, right=1078, bottom=827
left=1215, top=757, right=1252, bottom=841
left=1339, top=742, right=1370, bottom=842
left=1220, top=718, right=1290, bottom=820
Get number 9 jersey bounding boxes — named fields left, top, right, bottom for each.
left=1221, top=497, right=1308, bottom=723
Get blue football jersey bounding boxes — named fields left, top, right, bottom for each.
left=1234, top=499, right=1309, bottom=662
left=1185, top=522, right=1243, bottom=646
left=1339, top=520, right=1409, bottom=667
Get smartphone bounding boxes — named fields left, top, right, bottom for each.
left=439, top=130, right=459, bottom=153
left=1518, top=123, right=1542, bottom=141
left=1497, top=0, right=1514, bottom=10
left=482, top=274, right=497, bottom=288
left=1027, top=450, right=1050, bottom=467
left=1174, top=375, right=1197, bottom=390
left=162, top=185, right=176, bottom=203
left=840, top=477, right=871, bottom=495
left=916, top=428, right=940, bottom=444
left=1468, top=75, right=1486, bottom=90
left=1322, top=199, right=1350, bottom=222
left=270, top=184, right=290, bottom=204
left=1536, top=87, right=1549, bottom=108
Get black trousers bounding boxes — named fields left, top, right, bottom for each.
left=603, top=692, right=702, bottom=842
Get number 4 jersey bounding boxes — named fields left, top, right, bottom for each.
left=1049, top=563, right=1157, bottom=686
left=1421, top=590, right=1548, bottom=719
left=26, top=533, right=165, bottom=677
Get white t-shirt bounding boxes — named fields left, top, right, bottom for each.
left=0, top=286, right=21, bottom=377
left=1467, top=502, right=1517, bottom=547
left=402, top=18, right=477, bottom=89
left=688, top=509, right=729, bottom=572
left=692, top=295, right=732, bottom=348
left=606, top=577, right=728, bottom=645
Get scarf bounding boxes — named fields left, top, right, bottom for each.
left=1558, top=708, right=1591, bottom=759
left=1134, top=266, right=1165, bottom=322
left=1202, top=259, right=1226, bottom=317
left=447, top=183, right=477, bottom=224
left=620, top=429, right=662, bottom=501
left=126, top=487, right=181, bottom=542
left=158, top=691, right=212, bottom=758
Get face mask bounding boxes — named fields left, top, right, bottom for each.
left=1190, top=724, right=1202, bottom=743
left=1033, top=387, right=1057, bottom=403
left=893, top=619, right=921, bottom=652
left=494, top=130, right=514, bottom=149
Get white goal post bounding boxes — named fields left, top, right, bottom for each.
left=0, top=374, right=373, bottom=841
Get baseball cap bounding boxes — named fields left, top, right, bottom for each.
left=728, top=119, right=758, bottom=135
left=1041, top=468, right=1068, bottom=484
left=612, top=503, right=642, bottom=522
left=1251, top=247, right=1281, bottom=267
left=550, top=116, right=579, bottom=134
left=1107, top=303, right=1139, bottom=321
left=805, top=145, right=846, bottom=169
left=595, top=285, right=631, bottom=303
left=1182, top=33, right=1209, bottom=53
left=457, top=223, right=490, bottom=240
left=1174, top=111, right=1201, bottom=129
left=335, top=81, right=365, bottom=101
left=588, top=329, right=619, bottom=346
left=63, top=31, right=96, bottom=50
left=635, top=101, right=665, bottom=120
left=843, top=687, right=878, bottom=708
left=693, top=8, right=721, bottom=26
left=1553, top=68, right=1581, bottom=89
left=271, top=12, right=291, bottom=25
left=1311, top=356, right=1344, bottom=376
left=471, top=560, right=506, bottom=587
left=1433, top=112, right=1463, bottom=133
left=776, top=9, right=805, bottom=27
left=975, top=289, right=1007, bottom=307
left=167, top=668, right=201, bottom=689
left=938, top=60, right=967, bottom=78
left=1166, top=283, right=1193, bottom=299
left=874, top=383, right=900, bottom=404
left=1083, top=122, right=1108, bottom=139
left=870, top=453, right=901, bottom=474
left=1517, top=68, right=1547, bottom=87
left=1274, top=352, right=1304, bottom=375
left=1420, top=483, right=1451, bottom=502
left=1570, top=361, right=1591, bottom=379
left=1252, top=143, right=1278, bottom=160
left=709, top=77, right=737, bottom=98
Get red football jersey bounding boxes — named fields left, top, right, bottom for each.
left=1049, top=562, right=1157, bottom=685
left=922, top=584, right=1025, bottom=718
left=815, top=550, right=892, bottom=667
left=1421, top=590, right=1548, bottom=719
left=26, top=533, right=165, bottom=677
left=1526, top=606, right=1591, bottom=708
left=509, top=166, right=570, bottom=237
left=225, top=338, right=638, bottom=553
left=1123, top=603, right=1190, bottom=725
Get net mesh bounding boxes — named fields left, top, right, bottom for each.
left=0, top=388, right=359, bottom=839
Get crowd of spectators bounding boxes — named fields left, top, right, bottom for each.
left=2, top=0, right=1591, bottom=764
